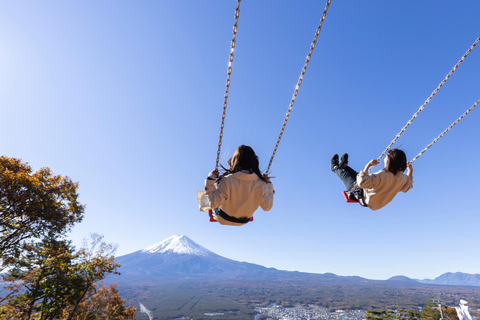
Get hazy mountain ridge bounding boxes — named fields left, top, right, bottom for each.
left=418, top=272, right=480, bottom=287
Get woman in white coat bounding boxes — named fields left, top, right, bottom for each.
left=205, top=145, right=274, bottom=226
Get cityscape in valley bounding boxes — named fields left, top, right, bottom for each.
left=254, top=305, right=367, bottom=320
left=116, top=235, right=480, bottom=320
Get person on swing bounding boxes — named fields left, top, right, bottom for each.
left=331, top=149, right=413, bottom=210
left=204, top=145, right=274, bottom=226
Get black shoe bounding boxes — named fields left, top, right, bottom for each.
left=339, top=153, right=348, bottom=169
left=331, top=154, right=339, bottom=171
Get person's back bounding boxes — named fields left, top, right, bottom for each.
left=203, top=145, right=274, bottom=226
left=357, top=169, right=412, bottom=210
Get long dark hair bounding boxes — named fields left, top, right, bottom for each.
left=385, top=149, right=407, bottom=174
left=218, top=145, right=268, bottom=183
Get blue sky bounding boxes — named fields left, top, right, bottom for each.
left=1, top=1, right=479, bottom=280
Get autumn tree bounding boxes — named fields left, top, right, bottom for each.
left=2, top=238, right=84, bottom=319
left=441, top=305, right=459, bottom=320
left=0, top=234, right=129, bottom=320
left=0, top=156, right=84, bottom=268
left=0, top=157, right=135, bottom=319
left=60, top=283, right=137, bottom=320
left=420, top=300, right=459, bottom=320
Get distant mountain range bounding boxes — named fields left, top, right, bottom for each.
left=116, top=235, right=480, bottom=287
left=388, top=273, right=480, bottom=287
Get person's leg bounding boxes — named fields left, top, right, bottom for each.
left=334, top=166, right=358, bottom=191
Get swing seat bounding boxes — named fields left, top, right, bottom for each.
left=342, top=191, right=368, bottom=207
left=342, top=191, right=358, bottom=203
left=208, top=210, right=254, bottom=222
left=208, top=210, right=217, bottom=222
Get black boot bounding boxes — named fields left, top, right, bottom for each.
left=339, top=153, right=349, bottom=169
left=331, top=154, right=339, bottom=171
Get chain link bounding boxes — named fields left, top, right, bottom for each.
left=215, top=0, right=241, bottom=170
left=265, top=0, right=332, bottom=174
left=377, top=36, right=480, bottom=162
left=410, top=99, right=479, bottom=164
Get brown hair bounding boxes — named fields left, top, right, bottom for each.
left=218, top=145, right=268, bottom=183
left=385, top=149, right=407, bottom=174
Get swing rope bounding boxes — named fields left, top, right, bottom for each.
left=410, top=99, right=479, bottom=164
left=265, top=0, right=332, bottom=174
left=377, top=36, right=480, bottom=162
left=215, top=0, right=241, bottom=170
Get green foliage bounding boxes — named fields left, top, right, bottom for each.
left=367, top=309, right=420, bottom=320
left=420, top=300, right=441, bottom=320
left=1, top=234, right=121, bottom=319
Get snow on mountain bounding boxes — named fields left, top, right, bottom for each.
left=114, top=235, right=269, bottom=280
left=141, top=235, right=215, bottom=257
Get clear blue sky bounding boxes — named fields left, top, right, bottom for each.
left=1, top=1, right=479, bottom=280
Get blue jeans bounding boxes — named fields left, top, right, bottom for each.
left=334, top=166, right=358, bottom=191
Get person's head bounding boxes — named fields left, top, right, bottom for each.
left=220, top=145, right=268, bottom=182
left=227, top=145, right=259, bottom=172
left=384, top=149, right=407, bottom=174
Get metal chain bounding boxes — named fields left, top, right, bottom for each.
left=215, top=0, right=241, bottom=170
left=377, top=36, right=480, bottom=162
left=265, top=0, right=332, bottom=174
left=410, top=99, right=479, bottom=164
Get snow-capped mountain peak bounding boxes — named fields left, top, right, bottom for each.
left=141, top=235, right=214, bottom=257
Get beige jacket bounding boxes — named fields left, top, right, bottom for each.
left=357, top=169, right=413, bottom=211
left=205, top=171, right=274, bottom=226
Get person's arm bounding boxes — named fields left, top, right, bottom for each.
left=406, top=162, right=413, bottom=177
left=204, top=169, right=227, bottom=209
left=260, top=174, right=274, bottom=211
left=363, top=159, right=379, bottom=173
left=401, top=162, right=414, bottom=192
left=357, top=159, right=380, bottom=189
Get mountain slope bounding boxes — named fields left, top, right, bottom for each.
left=115, top=235, right=270, bottom=280
left=419, top=272, right=480, bottom=287
left=387, top=275, right=418, bottom=283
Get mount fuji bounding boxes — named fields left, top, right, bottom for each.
left=115, top=235, right=273, bottom=280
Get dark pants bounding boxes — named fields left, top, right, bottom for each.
left=334, top=166, right=358, bottom=191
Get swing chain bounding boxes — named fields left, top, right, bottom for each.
left=410, top=99, right=480, bottom=164
left=216, top=0, right=241, bottom=170
left=266, top=0, right=332, bottom=174
left=377, top=36, right=480, bottom=162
